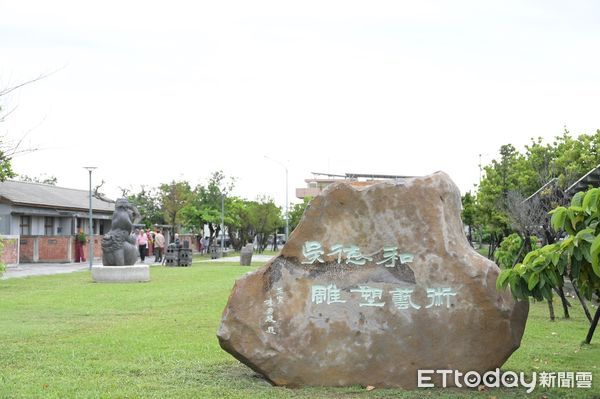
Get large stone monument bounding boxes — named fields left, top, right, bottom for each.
left=91, top=198, right=149, bottom=283
left=217, top=172, right=528, bottom=388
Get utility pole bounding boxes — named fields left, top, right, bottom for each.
left=83, top=166, right=97, bottom=269
left=220, top=193, right=225, bottom=256
left=264, top=156, right=289, bottom=242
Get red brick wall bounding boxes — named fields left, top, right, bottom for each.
left=0, top=237, right=19, bottom=265
left=91, top=235, right=103, bottom=258
left=20, top=237, right=34, bottom=263
left=39, top=236, right=71, bottom=262
left=71, top=235, right=103, bottom=260
left=19, top=235, right=105, bottom=263
left=180, top=234, right=200, bottom=252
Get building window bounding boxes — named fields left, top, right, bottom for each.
left=99, top=221, right=105, bottom=235
left=93, top=220, right=98, bottom=235
left=45, top=217, right=54, bottom=236
left=20, top=216, right=31, bottom=235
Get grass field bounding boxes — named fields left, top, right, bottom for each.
left=0, top=260, right=598, bottom=398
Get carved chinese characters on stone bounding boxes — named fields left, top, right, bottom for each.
left=302, top=241, right=414, bottom=267
left=218, top=172, right=528, bottom=388
left=310, top=283, right=457, bottom=310
left=262, top=287, right=285, bottom=335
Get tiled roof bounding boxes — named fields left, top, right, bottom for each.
left=0, top=180, right=115, bottom=213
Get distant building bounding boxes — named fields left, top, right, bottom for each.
left=0, top=180, right=115, bottom=263
left=296, top=172, right=413, bottom=199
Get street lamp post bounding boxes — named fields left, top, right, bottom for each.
left=84, top=167, right=97, bottom=270
left=264, top=156, right=289, bottom=242
left=220, top=193, right=225, bottom=256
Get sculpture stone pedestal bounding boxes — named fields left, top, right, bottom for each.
left=91, top=265, right=150, bottom=283
left=240, top=244, right=253, bottom=266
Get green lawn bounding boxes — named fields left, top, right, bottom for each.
left=0, top=261, right=598, bottom=398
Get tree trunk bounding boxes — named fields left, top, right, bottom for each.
left=228, top=226, right=242, bottom=251
left=543, top=226, right=556, bottom=245
left=488, top=233, right=503, bottom=260
left=512, top=241, right=527, bottom=268
left=468, top=225, right=473, bottom=247
left=572, top=281, right=593, bottom=323
left=584, top=306, right=600, bottom=344
left=511, top=232, right=531, bottom=268
left=208, top=224, right=215, bottom=247
left=215, top=225, right=221, bottom=248
left=256, top=234, right=264, bottom=253
left=556, top=287, right=570, bottom=319
left=547, top=299, right=556, bottom=321
left=487, top=234, right=495, bottom=260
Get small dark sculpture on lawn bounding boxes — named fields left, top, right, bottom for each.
left=101, top=198, right=140, bottom=266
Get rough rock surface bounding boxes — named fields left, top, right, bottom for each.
left=217, top=172, right=528, bottom=388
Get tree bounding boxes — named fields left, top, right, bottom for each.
left=475, top=131, right=600, bottom=260
left=502, top=190, right=574, bottom=320
left=461, top=192, right=477, bottom=246
left=128, top=186, right=165, bottom=227
left=475, top=144, right=535, bottom=257
left=289, top=197, right=311, bottom=233
left=0, top=73, right=54, bottom=182
left=552, top=129, right=600, bottom=188
left=494, top=233, right=540, bottom=269
left=223, top=197, right=255, bottom=251
left=497, top=187, right=600, bottom=344
left=251, top=196, right=283, bottom=253
left=180, top=171, right=235, bottom=245
left=158, top=180, right=192, bottom=233
left=0, top=75, right=48, bottom=274
left=17, top=174, right=57, bottom=185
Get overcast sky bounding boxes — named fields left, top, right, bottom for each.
left=2, top=1, right=600, bottom=208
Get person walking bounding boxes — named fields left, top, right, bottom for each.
left=147, top=230, right=154, bottom=258
left=154, top=229, right=165, bottom=262
left=74, top=228, right=87, bottom=263
left=137, top=229, right=148, bottom=262
left=202, top=236, right=209, bottom=254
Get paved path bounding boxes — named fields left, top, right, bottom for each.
left=2, top=254, right=275, bottom=280
left=198, top=254, right=274, bottom=263
left=1, top=258, right=160, bottom=280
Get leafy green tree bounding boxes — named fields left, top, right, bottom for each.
left=501, top=190, right=573, bottom=320
left=0, top=151, right=14, bottom=181
left=476, top=144, right=529, bottom=256
left=552, top=129, right=600, bottom=188
left=221, top=196, right=252, bottom=251
left=180, top=171, right=235, bottom=245
left=251, top=196, right=283, bottom=253
left=461, top=192, right=477, bottom=246
left=475, top=130, right=600, bottom=260
left=289, top=197, right=311, bottom=233
left=158, top=180, right=192, bottom=233
left=497, top=188, right=600, bottom=344
left=128, top=186, right=165, bottom=227
left=495, top=233, right=540, bottom=269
